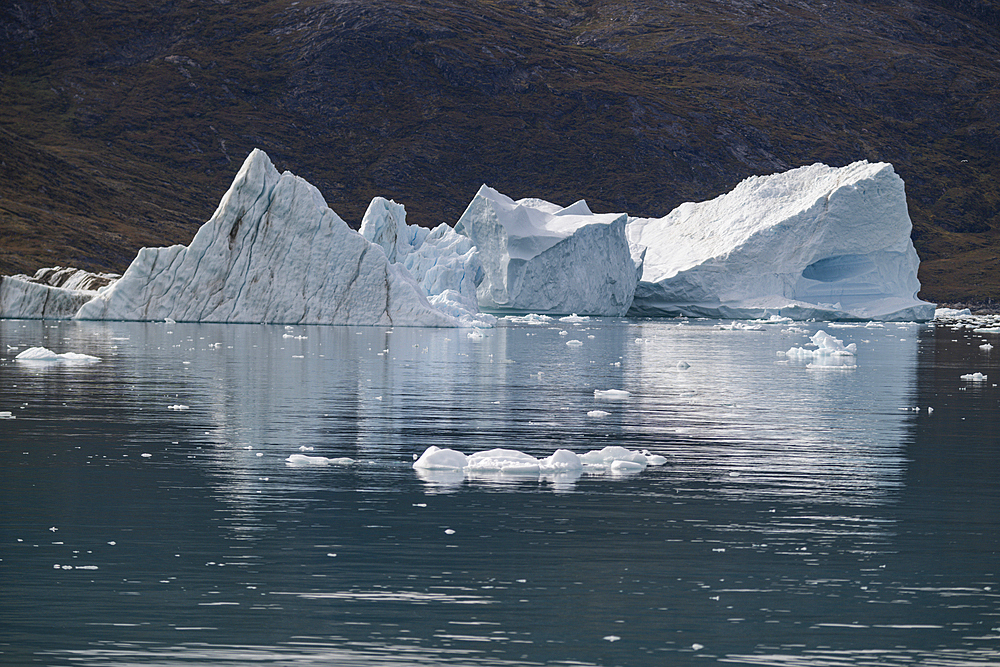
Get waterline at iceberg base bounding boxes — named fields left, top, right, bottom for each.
left=0, top=150, right=934, bottom=325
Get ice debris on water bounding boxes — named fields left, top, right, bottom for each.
left=779, top=330, right=857, bottom=369
left=167, top=404, right=190, bottom=410
left=285, top=454, right=356, bottom=466
left=14, top=346, right=100, bottom=364
left=594, top=389, right=631, bottom=400
left=566, top=339, right=583, bottom=347
left=413, top=445, right=666, bottom=479
left=587, top=410, right=610, bottom=418
left=0, top=411, right=14, bottom=419
left=960, top=372, right=988, bottom=382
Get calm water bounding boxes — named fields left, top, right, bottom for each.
left=1, top=316, right=998, bottom=666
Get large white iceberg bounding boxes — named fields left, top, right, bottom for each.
left=454, top=185, right=642, bottom=316
left=72, top=150, right=458, bottom=326
left=626, top=161, right=935, bottom=321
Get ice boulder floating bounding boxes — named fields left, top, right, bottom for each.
left=413, top=445, right=665, bottom=484
left=454, top=185, right=642, bottom=316
left=72, top=150, right=458, bottom=327
left=779, top=329, right=857, bottom=368
left=627, top=161, right=935, bottom=321
left=14, top=346, right=100, bottom=364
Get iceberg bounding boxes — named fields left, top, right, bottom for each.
left=359, top=196, right=493, bottom=327
left=71, top=150, right=457, bottom=326
left=0, top=267, right=118, bottom=320
left=627, top=161, right=935, bottom=321
left=454, top=185, right=642, bottom=316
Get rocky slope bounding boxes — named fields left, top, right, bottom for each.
left=2, top=0, right=999, bottom=304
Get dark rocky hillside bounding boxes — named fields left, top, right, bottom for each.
left=2, top=0, right=999, bottom=304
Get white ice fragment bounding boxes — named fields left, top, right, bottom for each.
left=587, top=410, right=611, bottom=418
left=566, top=339, right=583, bottom=347
left=558, top=330, right=568, bottom=336
left=961, top=372, right=988, bottom=382
left=539, top=449, right=583, bottom=472
left=981, top=343, right=994, bottom=351
left=444, top=529, right=456, bottom=535
left=604, top=635, right=621, bottom=642
left=141, top=453, right=152, bottom=458
left=285, top=454, right=355, bottom=466
left=0, top=411, right=14, bottom=419
left=560, top=314, right=590, bottom=323
left=467, top=448, right=541, bottom=474
left=676, top=361, right=690, bottom=369
left=594, top=389, right=631, bottom=400
left=413, top=446, right=468, bottom=471
left=782, top=330, right=857, bottom=368
left=467, top=328, right=485, bottom=340
left=15, top=346, right=100, bottom=364
left=167, top=404, right=190, bottom=410
left=298, top=445, right=314, bottom=451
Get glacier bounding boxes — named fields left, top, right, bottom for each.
left=454, top=185, right=642, bottom=316
left=626, top=161, right=935, bottom=321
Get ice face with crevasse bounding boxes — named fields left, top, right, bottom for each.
left=626, top=161, right=935, bottom=321
left=454, top=185, right=642, bottom=316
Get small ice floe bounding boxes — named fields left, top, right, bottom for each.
left=467, top=328, right=485, bottom=340
left=560, top=314, right=590, bottom=323
left=935, top=307, right=972, bottom=320
left=960, top=372, right=988, bottom=382
left=594, top=389, right=630, bottom=400
left=285, top=454, right=355, bottom=466
left=298, top=445, right=314, bottom=451
left=715, top=321, right=765, bottom=331
left=141, top=453, right=152, bottom=458
left=504, top=313, right=552, bottom=325
left=566, top=340, right=584, bottom=347
left=164, top=317, right=176, bottom=324
left=974, top=327, right=1000, bottom=333
left=0, top=411, right=14, bottom=420
left=587, top=410, right=611, bottom=418
left=779, top=330, right=857, bottom=369
left=558, top=330, right=569, bottom=336
left=413, top=444, right=665, bottom=488
left=603, top=635, right=621, bottom=642
left=167, top=404, right=190, bottom=410
left=15, top=347, right=100, bottom=364
left=981, top=343, right=994, bottom=351
left=676, top=361, right=690, bottom=370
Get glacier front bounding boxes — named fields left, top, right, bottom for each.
left=454, top=185, right=642, bottom=316
left=626, top=161, right=935, bottom=321
left=73, top=150, right=458, bottom=327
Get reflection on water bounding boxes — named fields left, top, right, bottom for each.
left=1, top=317, right=998, bottom=666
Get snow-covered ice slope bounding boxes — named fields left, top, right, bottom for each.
left=0, top=268, right=118, bottom=320
left=627, top=161, right=935, bottom=321
left=454, top=185, right=641, bottom=316
left=75, top=150, right=458, bottom=326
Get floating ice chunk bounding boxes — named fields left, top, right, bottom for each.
left=141, top=453, right=152, bottom=458
left=503, top=313, right=552, bottom=324
left=467, top=328, right=485, bottom=340
left=611, top=459, right=646, bottom=474
left=566, top=339, right=583, bottom=347
left=539, top=449, right=584, bottom=472
left=466, top=448, right=542, bottom=474
left=676, top=361, right=690, bottom=370
left=580, top=446, right=648, bottom=472
left=167, top=404, right=190, bottom=410
left=285, top=454, right=355, bottom=466
left=641, top=450, right=668, bottom=466
left=935, top=307, right=972, bottom=319
left=981, top=343, right=994, bottom=351
left=413, top=446, right=468, bottom=471
left=560, top=314, right=590, bottom=323
left=594, top=389, right=631, bottom=400
left=604, top=635, right=621, bottom=642
left=961, top=372, right=988, bottom=382
left=0, top=411, right=14, bottom=419
left=298, top=445, right=314, bottom=451
left=781, top=330, right=857, bottom=367
left=974, top=327, right=1000, bottom=333
left=587, top=409, right=611, bottom=418
left=15, top=346, right=100, bottom=364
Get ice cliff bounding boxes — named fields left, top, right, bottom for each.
left=359, top=197, right=492, bottom=327
left=0, top=267, right=118, bottom=320
left=454, top=185, right=641, bottom=316
left=626, top=161, right=935, bottom=321
left=72, top=150, right=457, bottom=326
left=1, top=153, right=935, bottom=325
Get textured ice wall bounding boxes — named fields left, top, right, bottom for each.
left=627, top=161, right=935, bottom=321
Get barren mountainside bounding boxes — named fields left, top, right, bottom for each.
left=2, top=0, right=999, bottom=304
